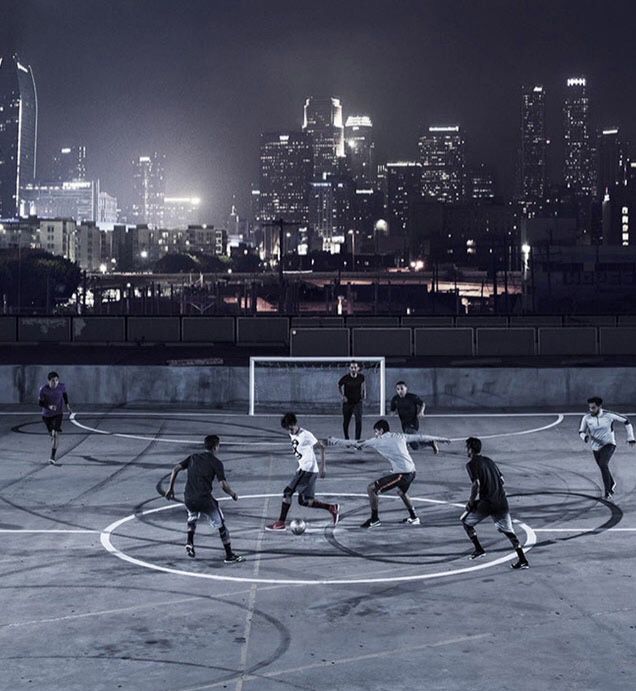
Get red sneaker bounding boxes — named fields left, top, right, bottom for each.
left=265, top=521, right=286, bottom=531
left=329, top=504, right=340, bottom=526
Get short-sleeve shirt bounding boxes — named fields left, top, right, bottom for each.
left=39, top=383, right=67, bottom=417
left=179, top=451, right=226, bottom=507
left=290, top=428, right=319, bottom=473
left=466, top=455, right=509, bottom=513
left=338, top=374, right=365, bottom=404
left=390, top=393, right=423, bottom=424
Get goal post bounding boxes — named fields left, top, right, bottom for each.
left=249, top=356, right=386, bottom=416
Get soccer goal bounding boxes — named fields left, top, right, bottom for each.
left=249, top=356, right=386, bottom=416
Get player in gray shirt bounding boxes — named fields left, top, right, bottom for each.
left=328, top=419, right=450, bottom=528
left=579, top=396, right=635, bottom=499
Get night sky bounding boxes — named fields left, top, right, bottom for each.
left=5, top=0, right=636, bottom=223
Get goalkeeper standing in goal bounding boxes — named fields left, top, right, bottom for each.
left=328, top=420, right=450, bottom=528
left=338, top=361, right=366, bottom=440
left=266, top=412, right=340, bottom=531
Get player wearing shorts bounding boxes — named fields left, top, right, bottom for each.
left=328, top=419, right=450, bottom=528
left=38, top=371, right=72, bottom=465
left=389, top=380, right=438, bottom=452
left=165, top=435, right=243, bottom=564
left=461, top=437, right=529, bottom=570
left=266, top=412, right=340, bottom=531
left=579, top=397, right=635, bottom=500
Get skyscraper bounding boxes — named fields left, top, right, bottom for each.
left=344, top=115, right=375, bottom=186
left=131, top=153, right=166, bottom=227
left=52, top=145, right=87, bottom=182
left=418, top=126, right=465, bottom=203
left=563, top=77, right=595, bottom=197
left=386, top=161, right=422, bottom=237
left=258, top=131, right=313, bottom=224
left=519, top=85, right=547, bottom=204
left=597, top=128, right=629, bottom=199
left=0, top=54, right=38, bottom=219
left=302, top=97, right=344, bottom=180
left=470, top=164, right=496, bottom=201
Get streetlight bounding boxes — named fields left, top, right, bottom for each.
left=140, top=250, right=148, bottom=259
left=99, top=263, right=107, bottom=274
left=348, top=229, right=356, bottom=270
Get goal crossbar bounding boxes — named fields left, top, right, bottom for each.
left=249, top=356, right=386, bottom=416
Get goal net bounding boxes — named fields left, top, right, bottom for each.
left=249, top=357, right=386, bottom=416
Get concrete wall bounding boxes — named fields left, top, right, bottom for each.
left=5, top=364, right=635, bottom=409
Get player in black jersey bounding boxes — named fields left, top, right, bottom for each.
left=165, top=435, right=243, bottom=564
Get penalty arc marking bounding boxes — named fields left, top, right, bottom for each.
left=100, top=493, right=536, bottom=586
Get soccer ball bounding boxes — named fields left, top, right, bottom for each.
left=289, top=519, right=306, bottom=535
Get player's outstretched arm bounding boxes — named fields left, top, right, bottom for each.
left=404, top=433, right=451, bottom=444
left=221, top=480, right=239, bottom=501
left=316, top=441, right=326, bottom=478
left=326, top=436, right=359, bottom=448
left=165, top=463, right=183, bottom=500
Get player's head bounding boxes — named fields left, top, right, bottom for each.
left=349, top=361, right=360, bottom=375
left=587, top=397, right=603, bottom=415
left=465, top=437, right=482, bottom=457
left=204, top=435, right=220, bottom=451
left=373, top=419, right=390, bottom=436
left=395, top=381, right=407, bottom=397
left=47, top=371, right=60, bottom=387
left=280, top=412, right=299, bottom=433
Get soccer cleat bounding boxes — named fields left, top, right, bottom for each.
left=510, top=559, right=530, bottom=570
left=611, top=481, right=617, bottom=493
left=360, top=518, right=381, bottom=528
left=265, top=521, right=286, bottom=531
left=431, top=441, right=439, bottom=455
left=401, top=516, right=420, bottom=525
left=468, top=549, right=486, bottom=560
left=224, top=553, right=245, bottom=564
left=49, top=458, right=59, bottom=466
left=329, top=504, right=340, bottom=526
left=604, top=493, right=614, bottom=502
left=185, top=544, right=195, bottom=558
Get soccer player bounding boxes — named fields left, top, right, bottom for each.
left=328, top=419, right=450, bottom=528
left=165, top=434, right=243, bottom=564
left=266, top=412, right=340, bottom=531
left=338, top=361, right=366, bottom=440
left=38, top=371, right=71, bottom=465
left=389, top=380, right=438, bottom=453
left=579, top=397, right=635, bottom=500
left=461, top=437, right=529, bottom=570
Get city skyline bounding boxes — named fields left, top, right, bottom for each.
left=5, top=0, right=635, bottom=224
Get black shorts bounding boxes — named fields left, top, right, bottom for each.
left=43, top=415, right=63, bottom=433
left=285, top=470, right=318, bottom=499
left=373, top=472, right=416, bottom=494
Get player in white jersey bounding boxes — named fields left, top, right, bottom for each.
left=266, top=412, right=340, bottom=531
left=328, top=419, right=450, bottom=528
left=579, top=396, right=635, bottom=499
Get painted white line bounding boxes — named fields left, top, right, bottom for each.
left=179, top=632, right=494, bottom=691
left=534, top=528, right=636, bottom=533
left=100, top=493, right=536, bottom=586
left=449, top=414, right=563, bottom=442
left=0, top=529, right=98, bottom=534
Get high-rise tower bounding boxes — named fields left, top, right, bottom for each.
left=519, top=85, right=547, bottom=203
left=131, top=153, right=166, bottom=227
left=302, top=97, right=344, bottom=180
left=344, top=115, right=375, bottom=186
left=563, top=77, right=595, bottom=197
left=0, top=54, right=38, bottom=218
left=418, top=126, right=465, bottom=203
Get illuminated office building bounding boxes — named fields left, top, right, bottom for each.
left=563, top=77, right=595, bottom=197
left=418, top=125, right=465, bottom=203
left=344, top=115, right=375, bottom=186
left=0, top=54, right=38, bottom=218
left=52, top=145, right=87, bottom=182
left=131, top=152, right=166, bottom=227
left=519, top=85, right=547, bottom=203
left=302, top=97, right=344, bottom=180
left=386, top=161, right=422, bottom=237
left=597, top=127, right=629, bottom=198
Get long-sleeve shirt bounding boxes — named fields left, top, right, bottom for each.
left=579, top=409, right=635, bottom=451
left=328, top=432, right=449, bottom=474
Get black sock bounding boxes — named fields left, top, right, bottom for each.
left=50, top=447, right=57, bottom=460
left=371, top=510, right=379, bottom=521
left=223, top=542, right=233, bottom=558
left=279, top=502, right=291, bottom=522
left=515, top=547, right=527, bottom=562
left=408, top=507, right=417, bottom=519
left=187, top=528, right=195, bottom=546
left=470, top=535, right=484, bottom=552
left=310, top=499, right=332, bottom=512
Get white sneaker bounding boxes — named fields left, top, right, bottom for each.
left=402, top=516, right=420, bottom=525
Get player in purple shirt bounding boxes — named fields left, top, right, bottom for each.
left=38, top=371, right=72, bottom=465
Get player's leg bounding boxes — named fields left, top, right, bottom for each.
left=299, top=473, right=340, bottom=525
left=494, top=513, right=529, bottom=569
left=50, top=416, right=63, bottom=464
left=266, top=474, right=299, bottom=530
left=205, top=502, right=243, bottom=564
left=342, top=402, right=353, bottom=439
left=402, top=419, right=420, bottom=450
left=185, top=508, right=199, bottom=557
left=594, top=445, right=616, bottom=498
left=354, top=401, right=363, bottom=441
left=461, top=509, right=487, bottom=559
left=361, top=475, right=402, bottom=527
left=397, top=473, right=419, bottom=524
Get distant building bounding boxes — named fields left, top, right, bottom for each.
left=131, top=153, right=166, bottom=227
left=21, top=180, right=100, bottom=223
left=386, top=161, right=422, bottom=239
left=563, top=77, right=595, bottom=198
left=76, top=222, right=108, bottom=271
left=39, top=218, right=76, bottom=261
left=0, top=54, right=38, bottom=218
left=258, top=131, right=313, bottom=225
left=309, top=174, right=355, bottom=245
left=519, top=85, right=547, bottom=204
left=163, top=196, right=201, bottom=228
left=302, top=97, right=344, bottom=180
left=470, top=164, right=496, bottom=201
left=344, top=115, right=375, bottom=186
left=51, top=145, right=86, bottom=182
left=602, top=186, right=635, bottom=247
left=596, top=128, right=629, bottom=200
left=0, top=216, right=40, bottom=249
left=418, top=126, right=465, bottom=203
left=98, top=191, right=118, bottom=224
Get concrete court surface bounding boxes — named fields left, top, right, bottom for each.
left=0, top=407, right=635, bottom=691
